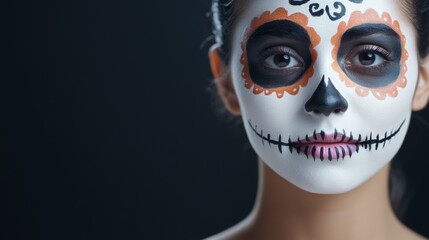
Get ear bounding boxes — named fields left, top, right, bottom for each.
left=208, top=45, right=241, bottom=116
left=413, top=56, right=429, bottom=111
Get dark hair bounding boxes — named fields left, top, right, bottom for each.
left=404, top=0, right=429, bottom=58
left=210, top=0, right=245, bottom=62
left=210, top=0, right=429, bottom=220
left=211, top=0, right=429, bottom=61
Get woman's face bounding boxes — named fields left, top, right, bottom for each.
left=229, top=0, right=419, bottom=194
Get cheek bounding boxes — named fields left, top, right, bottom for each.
left=233, top=86, right=307, bottom=131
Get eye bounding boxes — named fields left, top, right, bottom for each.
left=335, top=23, right=403, bottom=89
left=262, top=47, right=304, bottom=70
left=345, top=45, right=391, bottom=69
left=354, top=51, right=384, bottom=66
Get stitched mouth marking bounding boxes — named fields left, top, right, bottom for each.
left=248, top=119, right=405, bottom=161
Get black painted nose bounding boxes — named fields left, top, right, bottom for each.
left=305, top=76, right=348, bottom=116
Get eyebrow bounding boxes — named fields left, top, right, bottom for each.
left=341, top=23, right=399, bottom=41
left=249, top=20, right=310, bottom=41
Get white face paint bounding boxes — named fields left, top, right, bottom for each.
left=230, top=0, right=419, bottom=194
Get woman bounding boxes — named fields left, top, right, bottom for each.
left=207, top=0, right=429, bottom=239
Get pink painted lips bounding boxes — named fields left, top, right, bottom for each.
left=247, top=119, right=406, bottom=162
left=293, top=131, right=359, bottom=161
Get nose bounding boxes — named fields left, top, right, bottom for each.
left=305, top=76, right=348, bottom=116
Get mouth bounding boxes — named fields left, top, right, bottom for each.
left=248, top=119, right=406, bottom=161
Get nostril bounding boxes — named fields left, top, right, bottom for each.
left=304, top=76, right=349, bottom=117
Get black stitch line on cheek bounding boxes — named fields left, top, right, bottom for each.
left=261, top=130, right=264, bottom=146
left=369, top=132, right=373, bottom=151
left=357, top=120, right=406, bottom=149
left=349, top=132, right=353, bottom=142
left=247, top=120, right=292, bottom=155
left=376, top=134, right=380, bottom=150
left=383, top=132, right=387, bottom=148
left=248, top=119, right=405, bottom=160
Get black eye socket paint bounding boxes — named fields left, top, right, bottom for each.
left=246, top=20, right=312, bottom=89
left=337, top=23, right=402, bottom=88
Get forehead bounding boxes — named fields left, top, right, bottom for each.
left=236, top=0, right=410, bottom=37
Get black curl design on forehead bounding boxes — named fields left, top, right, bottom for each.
left=288, top=0, right=363, bottom=21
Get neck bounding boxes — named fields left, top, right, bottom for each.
left=247, top=160, right=404, bottom=240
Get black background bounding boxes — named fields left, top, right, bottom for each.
left=1, top=1, right=428, bottom=239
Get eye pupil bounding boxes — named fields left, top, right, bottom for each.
left=274, top=54, right=291, bottom=67
left=359, top=52, right=376, bottom=65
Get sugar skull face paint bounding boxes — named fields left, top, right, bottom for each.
left=332, top=9, right=408, bottom=100
left=230, top=0, right=419, bottom=194
left=241, top=8, right=320, bottom=98
left=288, top=0, right=364, bottom=21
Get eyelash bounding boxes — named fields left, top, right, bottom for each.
left=344, top=44, right=393, bottom=73
left=260, top=46, right=304, bottom=71
left=345, top=44, right=392, bottom=64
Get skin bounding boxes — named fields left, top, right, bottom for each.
left=205, top=162, right=425, bottom=240
left=208, top=0, right=429, bottom=239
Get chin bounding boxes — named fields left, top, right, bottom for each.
left=247, top=118, right=408, bottom=195
left=282, top=166, right=378, bottom=194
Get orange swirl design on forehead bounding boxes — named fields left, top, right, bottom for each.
left=331, top=9, right=408, bottom=100
left=241, top=8, right=320, bottom=98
